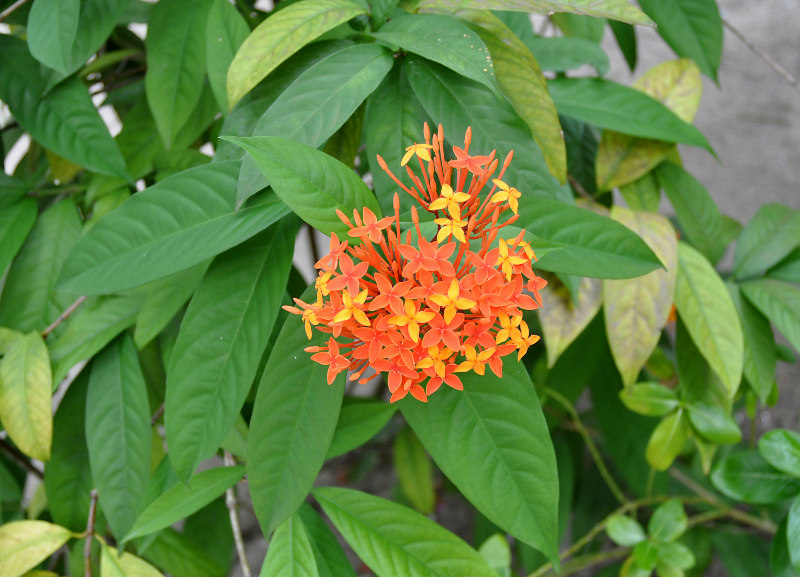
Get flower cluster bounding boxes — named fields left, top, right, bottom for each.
left=284, top=124, right=547, bottom=402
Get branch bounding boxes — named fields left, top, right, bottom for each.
left=0, top=0, right=30, bottom=23
left=84, top=489, right=98, bottom=577
left=224, top=451, right=252, bottom=577
left=0, top=437, right=44, bottom=479
left=723, top=17, right=800, bottom=93
left=42, top=296, right=87, bottom=338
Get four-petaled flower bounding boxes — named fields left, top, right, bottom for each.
left=428, top=184, right=471, bottom=218
left=402, top=142, right=434, bottom=166
left=491, top=179, right=522, bottom=214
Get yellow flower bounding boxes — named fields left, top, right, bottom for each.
left=401, top=142, right=434, bottom=166
left=490, top=179, right=522, bottom=214
left=428, top=184, right=471, bottom=218
left=434, top=215, right=467, bottom=243
left=333, top=290, right=370, bottom=326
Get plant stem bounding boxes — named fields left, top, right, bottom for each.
left=85, top=489, right=98, bottom=577
left=0, top=0, right=30, bottom=22
left=543, top=386, right=628, bottom=505
left=0, top=437, right=44, bottom=479
left=224, top=451, right=252, bottom=577
left=42, top=296, right=87, bottom=338
left=150, top=403, right=165, bottom=426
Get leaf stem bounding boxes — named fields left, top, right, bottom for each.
left=85, top=489, right=98, bottom=577
left=0, top=437, right=44, bottom=479
left=42, top=296, right=87, bottom=338
left=542, top=386, right=628, bottom=505
left=224, top=451, right=252, bottom=577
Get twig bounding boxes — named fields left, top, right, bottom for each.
left=543, top=387, right=628, bottom=505
left=150, top=403, right=165, bottom=426
left=224, top=451, right=252, bottom=577
left=567, top=174, right=593, bottom=200
left=0, top=0, right=30, bottom=22
left=556, top=548, right=629, bottom=576
left=42, top=296, right=87, bottom=338
left=723, top=17, right=800, bottom=93
left=84, top=489, right=99, bottom=577
left=0, top=438, right=44, bottom=479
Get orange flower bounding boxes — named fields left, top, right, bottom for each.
left=283, top=123, right=547, bottom=402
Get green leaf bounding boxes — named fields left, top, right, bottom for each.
left=768, top=248, right=800, bottom=284
left=100, top=544, right=163, bottom=577
left=478, top=535, right=511, bottom=577
left=0, top=199, right=81, bottom=333
left=540, top=275, right=601, bottom=367
left=603, top=207, right=676, bottom=386
left=365, top=62, right=430, bottom=215
left=0, top=332, right=52, bottom=461
left=260, top=513, right=319, bottom=577
left=711, top=531, right=770, bottom=577
left=607, top=515, right=647, bottom=547
left=788, top=497, right=800, bottom=573
left=237, top=43, right=394, bottom=208
left=58, top=161, right=290, bottom=295
left=165, top=219, right=296, bottom=481
left=0, top=198, right=36, bottom=278
left=394, top=425, right=435, bottom=514
left=374, top=14, right=496, bottom=92
left=415, top=0, right=653, bottom=26
left=465, top=11, right=567, bottom=183
left=727, top=283, right=776, bottom=403
left=140, top=527, right=226, bottom=577
left=551, top=12, right=605, bottom=42
left=48, top=295, right=143, bottom=385
left=656, top=162, right=724, bottom=264
left=674, top=242, right=743, bottom=396
left=224, top=136, right=380, bottom=238
left=406, top=58, right=566, bottom=202
left=0, top=35, right=129, bottom=179
left=637, top=0, right=722, bottom=82
left=206, top=0, right=250, bottom=112
left=655, top=542, right=695, bottom=573
left=133, top=262, right=210, bottom=348
left=145, top=0, right=212, bottom=148
left=313, top=486, right=500, bottom=577
left=648, top=499, right=687, bottom=542
left=86, top=334, right=151, bottom=538
left=517, top=198, right=664, bottom=279
left=734, top=204, right=800, bottom=281
left=226, top=0, right=367, bottom=108
left=711, top=451, right=800, bottom=505
left=759, top=429, right=800, bottom=478
left=619, top=383, right=679, bottom=417
left=686, top=402, right=741, bottom=445
left=619, top=172, right=660, bottom=213
left=0, top=521, right=72, bottom=577
left=326, top=397, right=397, bottom=459
left=561, top=115, right=597, bottom=196
left=645, top=409, right=689, bottom=471
left=247, top=286, right=345, bottom=538
left=297, top=503, right=358, bottom=577
left=740, top=278, right=800, bottom=355
left=609, top=19, right=636, bottom=70
left=547, top=77, right=712, bottom=151
left=123, top=466, right=245, bottom=542
left=771, top=517, right=800, bottom=577
left=44, top=373, right=92, bottom=532
left=26, top=0, right=80, bottom=75
left=524, top=36, right=609, bottom=75
left=402, top=357, right=559, bottom=565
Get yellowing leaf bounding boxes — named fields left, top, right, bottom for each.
left=596, top=60, right=702, bottom=191
left=604, top=207, right=677, bottom=386
left=226, top=0, right=366, bottom=108
left=540, top=275, right=602, bottom=367
left=0, top=521, right=72, bottom=577
left=0, top=332, right=52, bottom=461
left=100, top=544, right=163, bottom=577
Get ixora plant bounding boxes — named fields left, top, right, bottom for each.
left=0, top=0, right=799, bottom=576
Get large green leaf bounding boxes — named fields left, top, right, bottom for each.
left=638, top=0, right=722, bottom=82
left=0, top=199, right=81, bottom=333
left=44, top=373, right=92, bottom=532
left=297, top=503, right=357, bottom=577
left=771, top=518, right=800, bottom=577
left=415, top=0, right=653, bottom=25
left=759, top=429, right=800, bottom=479
left=727, top=283, right=776, bottom=403
left=165, top=219, right=296, bottom=481
left=711, top=451, right=800, bottom=505
left=406, top=58, right=566, bottom=202
left=145, top=0, right=213, bottom=148
left=365, top=62, right=430, bottom=215
left=394, top=425, right=435, bottom=514
left=740, top=278, right=800, bottom=355
left=0, top=35, right=129, bottom=179
left=236, top=43, right=394, bottom=207
left=247, top=287, right=345, bottom=537
left=314, top=486, right=500, bottom=577
left=464, top=11, right=566, bottom=183
left=86, top=334, right=151, bottom=538
left=524, top=35, right=609, bottom=75
left=326, top=398, right=397, bottom=459
left=205, top=0, right=250, bottom=112
left=123, top=466, right=245, bottom=542
left=402, top=357, right=559, bottom=565
left=547, top=77, right=712, bottom=151
left=516, top=198, right=663, bottom=279
left=58, top=161, right=290, bottom=295
left=603, top=207, right=677, bottom=386
left=0, top=332, right=52, bottom=461
left=656, top=162, right=724, bottom=264
left=619, top=382, right=680, bottom=417
left=226, top=0, right=367, bottom=107
left=259, top=513, right=320, bottom=577
left=788, top=497, right=800, bottom=572
left=224, top=136, right=380, bottom=238
left=734, top=204, right=800, bottom=281
left=0, top=198, right=36, bottom=276
left=0, top=521, right=72, bottom=577
left=674, top=242, right=743, bottom=396
left=374, top=13, right=496, bottom=92
left=141, top=527, right=227, bottom=577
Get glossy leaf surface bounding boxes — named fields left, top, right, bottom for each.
left=711, top=451, right=800, bottom=505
